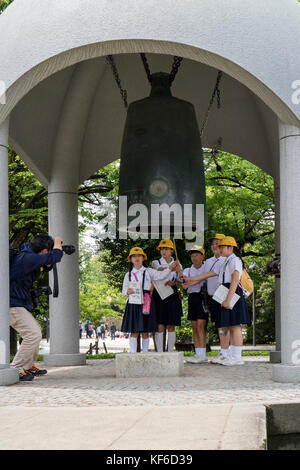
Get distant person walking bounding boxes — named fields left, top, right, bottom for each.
left=87, top=324, right=93, bottom=338
left=100, top=324, right=106, bottom=340
left=110, top=322, right=116, bottom=340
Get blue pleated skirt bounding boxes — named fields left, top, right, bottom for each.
left=152, top=286, right=183, bottom=326
left=121, top=290, right=158, bottom=333
left=215, top=284, right=251, bottom=328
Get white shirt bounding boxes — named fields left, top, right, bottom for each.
left=213, top=254, right=243, bottom=284
left=202, top=256, right=226, bottom=296
left=183, top=264, right=205, bottom=294
left=151, top=257, right=182, bottom=282
left=122, top=265, right=171, bottom=296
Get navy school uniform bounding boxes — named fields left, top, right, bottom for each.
left=151, top=258, right=183, bottom=326
left=213, top=254, right=251, bottom=328
left=182, top=265, right=208, bottom=322
left=121, top=265, right=171, bottom=333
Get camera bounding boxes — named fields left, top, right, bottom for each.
left=266, top=256, right=280, bottom=276
left=62, top=245, right=75, bottom=255
left=31, top=286, right=52, bottom=308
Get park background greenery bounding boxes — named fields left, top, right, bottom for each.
left=8, top=148, right=276, bottom=345
left=3, top=0, right=276, bottom=346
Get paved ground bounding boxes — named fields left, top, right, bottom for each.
left=1, top=357, right=300, bottom=407
left=1, top=341, right=299, bottom=450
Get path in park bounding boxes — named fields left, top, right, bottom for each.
left=1, top=348, right=300, bottom=450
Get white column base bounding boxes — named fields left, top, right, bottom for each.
left=44, top=353, right=86, bottom=367
left=0, top=367, right=19, bottom=386
left=270, top=351, right=281, bottom=363
left=272, top=364, right=300, bottom=383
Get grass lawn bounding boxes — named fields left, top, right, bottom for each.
left=10, top=350, right=270, bottom=362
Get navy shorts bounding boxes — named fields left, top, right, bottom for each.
left=187, top=292, right=208, bottom=322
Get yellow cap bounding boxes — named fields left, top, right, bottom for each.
left=189, top=245, right=205, bottom=255
left=127, top=247, right=147, bottom=261
left=212, top=233, right=226, bottom=240
left=156, top=239, right=175, bottom=251
left=218, top=236, right=238, bottom=247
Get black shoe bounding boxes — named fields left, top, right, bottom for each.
left=19, top=370, right=34, bottom=382
left=27, top=364, right=48, bottom=376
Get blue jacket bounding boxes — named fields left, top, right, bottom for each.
left=10, top=243, right=63, bottom=311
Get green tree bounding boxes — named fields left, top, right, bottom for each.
left=79, top=253, right=127, bottom=327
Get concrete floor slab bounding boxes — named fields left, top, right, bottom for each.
left=1, top=356, right=298, bottom=450
left=0, top=405, right=266, bottom=450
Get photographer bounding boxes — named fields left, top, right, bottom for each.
left=9, top=234, right=64, bottom=381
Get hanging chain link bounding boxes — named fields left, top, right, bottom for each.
left=140, top=53, right=152, bottom=84
left=106, top=55, right=128, bottom=109
left=169, top=56, right=183, bottom=85
left=106, top=51, right=221, bottom=128
left=200, top=71, right=223, bottom=137
left=140, top=53, right=183, bottom=85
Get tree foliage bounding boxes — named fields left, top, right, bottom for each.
left=0, top=0, right=14, bottom=14
left=79, top=252, right=127, bottom=327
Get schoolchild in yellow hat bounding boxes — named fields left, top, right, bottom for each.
left=182, top=235, right=250, bottom=367
left=121, top=246, right=178, bottom=354
left=210, top=233, right=226, bottom=241
left=188, top=245, right=205, bottom=255
left=183, top=245, right=207, bottom=363
left=151, top=239, right=183, bottom=353
left=200, top=233, right=232, bottom=364
left=218, top=236, right=238, bottom=248
left=156, top=239, right=175, bottom=250
left=127, top=247, right=147, bottom=261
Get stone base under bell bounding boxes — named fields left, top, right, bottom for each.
left=115, top=352, right=184, bottom=378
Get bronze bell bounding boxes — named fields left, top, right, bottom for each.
left=118, top=72, right=206, bottom=237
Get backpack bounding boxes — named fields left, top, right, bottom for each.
left=239, top=268, right=254, bottom=297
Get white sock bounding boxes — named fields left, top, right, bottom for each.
left=129, top=336, right=137, bottom=353
left=220, top=348, right=229, bottom=357
left=195, top=347, right=206, bottom=357
left=142, top=337, right=150, bottom=353
left=231, top=345, right=242, bottom=360
left=167, top=331, right=176, bottom=352
left=155, top=332, right=164, bottom=352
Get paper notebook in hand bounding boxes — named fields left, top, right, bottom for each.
left=212, top=284, right=240, bottom=310
left=128, top=281, right=144, bottom=305
left=152, top=280, right=174, bottom=300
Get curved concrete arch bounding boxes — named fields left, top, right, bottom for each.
left=0, top=0, right=300, bottom=127
left=0, top=39, right=299, bottom=129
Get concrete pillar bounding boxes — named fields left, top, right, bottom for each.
left=273, top=122, right=300, bottom=382
left=0, top=118, right=19, bottom=385
left=43, top=61, right=103, bottom=367
left=44, top=60, right=105, bottom=366
left=270, top=184, right=281, bottom=363
left=44, top=187, right=85, bottom=366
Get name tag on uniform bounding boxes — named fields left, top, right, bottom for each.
left=128, top=281, right=144, bottom=305
left=212, top=285, right=240, bottom=309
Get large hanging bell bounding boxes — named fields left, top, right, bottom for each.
left=118, top=72, right=206, bottom=236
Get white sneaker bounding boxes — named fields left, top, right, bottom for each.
left=220, top=357, right=244, bottom=366
left=186, top=355, right=208, bottom=363
left=210, top=353, right=227, bottom=364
